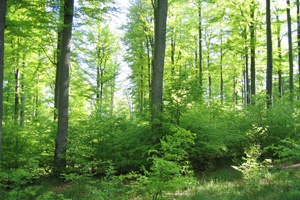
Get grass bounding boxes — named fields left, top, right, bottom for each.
left=1, top=167, right=300, bottom=200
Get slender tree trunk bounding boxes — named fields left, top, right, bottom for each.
left=266, top=0, right=273, bottom=108
left=14, top=67, right=20, bottom=123
left=287, top=0, right=294, bottom=100
left=276, top=13, right=283, bottom=97
left=110, top=76, right=115, bottom=117
left=0, top=0, right=7, bottom=164
left=244, top=28, right=250, bottom=105
left=250, top=0, right=256, bottom=103
left=206, top=34, right=212, bottom=101
left=198, top=0, right=203, bottom=89
left=20, top=62, right=25, bottom=127
left=100, top=69, right=104, bottom=112
left=220, top=36, right=224, bottom=104
left=297, top=0, right=300, bottom=99
left=96, top=63, right=100, bottom=103
left=170, top=35, right=175, bottom=73
left=54, top=0, right=74, bottom=171
left=151, top=0, right=168, bottom=137
left=139, top=65, right=144, bottom=113
left=34, top=73, right=39, bottom=118
left=233, top=71, right=237, bottom=107
left=146, top=35, right=153, bottom=100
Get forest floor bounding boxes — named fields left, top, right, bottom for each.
left=2, top=165, right=299, bottom=200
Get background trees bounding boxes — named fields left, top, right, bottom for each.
left=0, top=0, right=300, bottom=198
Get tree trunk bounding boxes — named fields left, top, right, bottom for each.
left=54, top=0, right=64, bottom=121
left=110, top=76, right=115, bottom=117
left=140, top=65, right=144, bottom=114
left=266, top=0, right=273, bottom=108
left=276, top=12, right=283, bottom=97
left=96, top=61, right=100, bottom=104
left=20, top=61, right=25, bottom=127
left=146, top=35, right=153, bottom=102
left=220, top=35, right=224, bottom=104
left=250, top=0, right=256, bottom=103
left=287, top=0, right=294, bottom=100
left=14, top=67, right=20, bottom=123
left=206, top=35, right=212, bottom=101
left=54, top=0, right=74, bottom=171
left=297, top=0, right=300, bottom=99
left=34, top=73, right=39, bottom=119
left=233, top=71, right=237, bottom=107
left=0, top=0, right=7, bottom=164
left=198, top=0, right=203, bottom=89
left=244, top=28, right=250, bottom=105
left=151, top=0, right=168, bottom=137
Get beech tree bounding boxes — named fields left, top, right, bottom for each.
left=250, top=0, right=256, bottom=101
left=54, top=0, right=64, bottom=120
left=54, top=0, right=74, bottom=170
left=266, top=0, right=273, bottom=107
left=287, top=0, right=293, bottom=100
left=298, top=0, right=300, bottom=99
left=0, top=0, right=7, bottom=163
left=275, top=7, right=283, bottom=97
left=151, top=0, right=168, bottom=136
left=197, top=0, right=203, bottom=89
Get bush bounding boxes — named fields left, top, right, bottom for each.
left=232, top=145, right=272, bottom=185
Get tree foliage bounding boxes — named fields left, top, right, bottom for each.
left=1, top=0, right=300, bottom=198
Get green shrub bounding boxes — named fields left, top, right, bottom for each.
left=232, top=145, right=272, bottom=184
left=270, top=138, right=300, bottom=163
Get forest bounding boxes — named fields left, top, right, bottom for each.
left=0, top=0, right=300, bottom=199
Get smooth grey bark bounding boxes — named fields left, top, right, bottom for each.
left=0, top=0, right=7, bottom=164
left=287, top=0, right=294, bottom=100
left=298, top=0, right=300, bottom=99
left=54, top=0, right=74, bottom=170
left=250, top=0, right=256, bottom=102
left=266, top=0, right=273, bottom=108
left=151, top=0, right=168, bottom=136
left=54, top=0, right=64, bottom=121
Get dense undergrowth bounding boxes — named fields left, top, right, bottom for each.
left=1, top=97, right=300, bottom=199
left=1, top=166, right=300, bottom=200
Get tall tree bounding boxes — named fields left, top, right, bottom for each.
left=275, top=7, right=283, bottom=98
left=151, top=0, right=168, bottom=136
left=298, top=0, right=300, bottom=99
left=266, top=0, right=273, bottom=107
left=250, top=0, right=256, bottom=102
left=243, top=28, right=250, bottom=104
left=198, top=0, right=203, bottom=90
left=287, top=0, right=294, bottom=100
left=54, top=0, right=74, bottom=171
left=0, top=0, right=7, bottom=164
left=54, top=0, right=64, bottom=120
